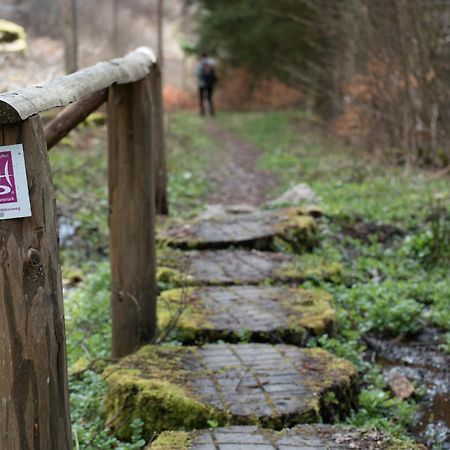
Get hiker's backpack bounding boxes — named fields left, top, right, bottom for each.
left=202, top=63, right=217, bottom=87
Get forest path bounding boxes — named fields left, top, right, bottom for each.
left=103, top=115, right=427, bottom=449
left=204, top=118, right=277, bottom=206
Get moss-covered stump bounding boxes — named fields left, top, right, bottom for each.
left=0, top=19, right=27, bottom=54
left=103, top=344, right=358, bottom=440
left=158, top=207, right=321, bottom=252
left=148, top=425, right=425, bottom=450
left=158, top=285, right=336, bottom=345
left=157, top=249, right=341, bottom=287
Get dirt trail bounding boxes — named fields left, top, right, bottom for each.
left=204, top=119, right=277, bottom=206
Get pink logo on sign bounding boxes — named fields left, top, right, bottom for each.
left=0, top=151, right=17, bottom=204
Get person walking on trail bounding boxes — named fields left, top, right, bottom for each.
left=197, top=53, right=217, bottom=116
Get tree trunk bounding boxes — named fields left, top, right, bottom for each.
left=112, top=0, right=120, bottom=56
left=62, top=0, right=78, bottom=73
left=157, top=0, right=164, bottom=69
left=151, top=65, right=169, bottom=215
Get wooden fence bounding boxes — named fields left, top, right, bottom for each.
left=0, top=47, right=167, bottom=450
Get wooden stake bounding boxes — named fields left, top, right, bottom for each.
left=108, top=77, right=157, bottom=358
left=151, top=65, right=169, bottom=215
left=0, top=116, right=72, bottom=450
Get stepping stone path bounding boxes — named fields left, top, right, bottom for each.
left=149, top=425, right=424, bottom=449
left=157, top=249, right=341, bottom=286
left=104, top=205, right=421, bottom=448
left=158, top=207, right=321, bottom=251
left=158, top=285, right=335, bottom=345
left=104, top=344, right=357, bottom=440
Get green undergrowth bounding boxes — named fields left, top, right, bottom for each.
left=219, top=111, right=449, bottom=222
left=219, top=111, right=449, bottom=444
left=165, top=112, right=219, bottom=216
left=49, top=127, right=109, bottom=268
left=52, top=111, right=448, bottom=448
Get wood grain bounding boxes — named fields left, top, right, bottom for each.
left=151, top=65, right=168, bottom=215
left=108, top=77, right=157, bottom=358
left=45, top=89, right=107, bottom=150
left=0, top=47, right=156, bottom=124
left=0, top=116, right=72, bottom=450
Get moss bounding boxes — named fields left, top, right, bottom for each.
left=70, top=356, right=90, bottom=378
left=271, top=208, right=319, bottom=253
left=158, top=245, right=342, bottom=288
left=60, top=135, right=76, bottom=149
left=158, top=287, right=335, bottom=345
left=157, top=288, right=211, bottom=341
left=147, top=431, right=192, bottom=450
left=157, top=266, right=193, bottom=287
left=104, top=345, right=358, bottom=440
left=282, top=288, right=336, bottom=336
left=277, top=257, right=342, bottom=284
left=386, top=439, right=426, bottom=450
left=302, top=348, right=359, bottom=422
left=158, top=207, right=319, bottom=252
left=63, top=268, right=84, bottom=287
left=0, top=19, right=27, bottom=54
left=303, top=261, right=342, bottom=281
left=302, top=205, right=323, bottom=217
left=82, top=111, right=107, bottom=128
left=147, top=427, right=424, bottom=450
left=103, top=346, right=222, bottom=440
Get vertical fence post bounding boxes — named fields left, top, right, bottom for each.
left=0, top=117, right=73, bottom=450
left=108, top=76, right=157, bottom=358
left=151, top=63, right=169, bottom=215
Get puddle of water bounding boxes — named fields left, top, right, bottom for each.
left=367, top=332, right=450, bottom=449
left=58, top=216, right=80, bottom=247
left=414, top=384, right=450, bottom=448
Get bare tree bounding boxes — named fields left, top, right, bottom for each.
left=62, top=0, right=78, bottom=73
left=157, top=0, right=164, bottom=68
left=112, top=0, right=120, bottom=57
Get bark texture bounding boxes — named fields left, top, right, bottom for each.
left=0, top=116, right=72, bottom=450
left=108, top=77, right=157, bottom=358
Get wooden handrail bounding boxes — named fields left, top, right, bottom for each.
left=45, top=89, right=107, bottom=150
left=0, top=47, right=156, bottom=124
left=0, top=47, right=167, bottom=449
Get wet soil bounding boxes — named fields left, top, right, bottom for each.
left=340, top=221, right=404, bottom=244
left=204, top=119, right=277, bottom=206
left=365, top=329, right=450, bottom=449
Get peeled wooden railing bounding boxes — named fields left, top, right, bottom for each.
left=0, top=47, right=167, bottom=450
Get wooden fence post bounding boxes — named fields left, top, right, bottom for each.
left=0, top=116, right=72, bottom=450
left=151, top=64, right=169, bottom=215
left=108, top=76, right=157, bottom=358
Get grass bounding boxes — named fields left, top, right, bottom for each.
left=219, top=110, right=450, bottom=444
left=165, top=112, right=219, bottom=216
left=219, top=110, right=449, bottom=222
left=49, top=111, right=449, bottom=449
left=49, top=114, right=222, bottom=449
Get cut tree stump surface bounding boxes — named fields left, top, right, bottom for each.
left=157, top=249, right=341, bottom=287
left=158, top=286, right=335, bottom=345
left=104, top=344, right=358, bottom=439
left=149, top=425, right=424, bottom=450
left=158, top=207, right=321, bottom=251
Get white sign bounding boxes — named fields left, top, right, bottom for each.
left=0, top=144, right=32, bottom=220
